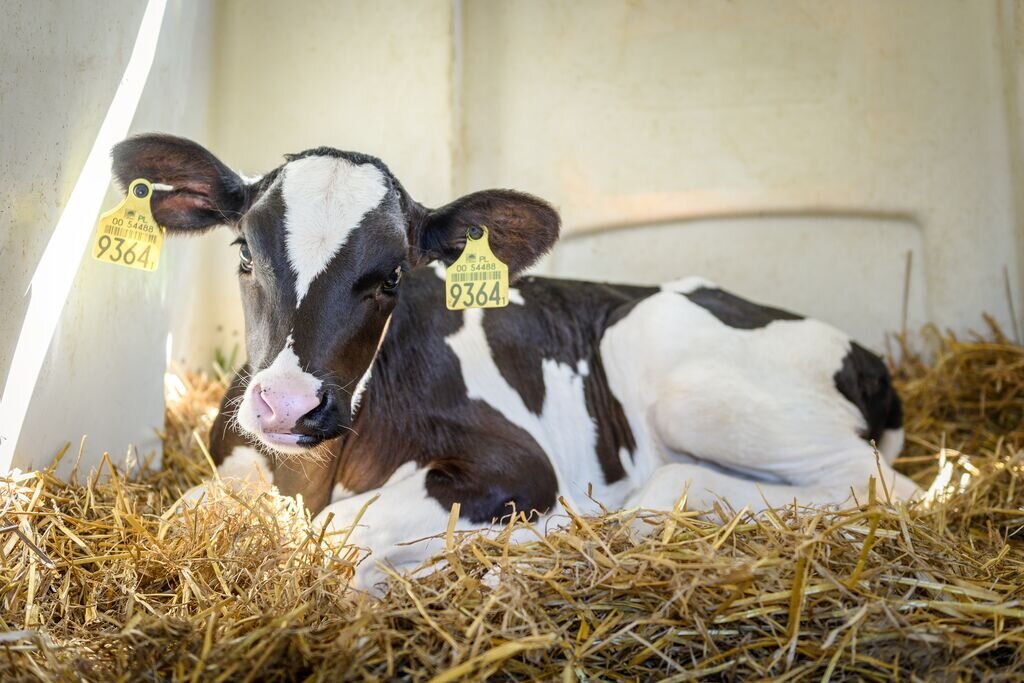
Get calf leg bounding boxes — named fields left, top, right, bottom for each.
left=180, top=442, right=340, bottom=514
left=647, top=361, right=921, bottom=506
left=315, top=427, right=561, bottom=593
left=627, top=462, right=850, bottom=512
left=179, top=366, right=269, bottom=505
left=178, top=445, right=273, bottom=506
left=627, top=459, right=917, bottom=515
left=314, top=463, right=483, bottom=593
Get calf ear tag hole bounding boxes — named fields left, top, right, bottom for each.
left=93, top=178, right=165, bottom=272
left=445, top=225, right=510, bottom=311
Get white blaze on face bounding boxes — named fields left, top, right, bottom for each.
left=282, top=155, right=388, bottom=305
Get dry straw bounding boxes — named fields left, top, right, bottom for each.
left=1, top=319, right=1022, bottom=681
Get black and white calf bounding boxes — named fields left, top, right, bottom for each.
left=113, top=135, right=919, bottom=587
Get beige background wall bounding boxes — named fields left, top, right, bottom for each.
left=461, top=0, right=1022, bottom=349
left=2, top=0, right=1022, bottom=475
left=202, top=0, right=1024, bottom=356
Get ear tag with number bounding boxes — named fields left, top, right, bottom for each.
left=445, top=226, right=510, bottom=310
left=92, top=178, right=164, bottom=272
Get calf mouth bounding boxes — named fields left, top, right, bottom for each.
left=246, top=416, right=348, bottom=455
left=256, top=431, right=308, bottom=449
left=241, top=427, right=342, bottom=461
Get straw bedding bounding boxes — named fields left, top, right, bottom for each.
left=1, top=319, right=1022, bottom=681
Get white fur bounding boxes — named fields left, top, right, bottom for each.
left=282, top=155, right=388, bottom=305
left=600, top=284, right=916, bottom=508
left=330, top=482, right=355, bottom=503
left=429, top=261, right=447, bottom=279
left=230, top=274, right=921, bottom=588
left=179, top=446, right=272, bottom=507
left=315, top=463, right=474, bottom=592
left=440, top=292, right=915, bottom=517
left=660, top=275, right=715, bottom=294
left=236, top=342, right=323, bottom=454
left=217, top=445, right=273, bottom=483
left=350, top=365, right=374, bottom=415
left=238, top=172, right=264, bottom=185
left=508, top=287, right=525, bottom=305
left=879, top=428, right=904, bottom=463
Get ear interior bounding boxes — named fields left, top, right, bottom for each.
left=111, top=134, right=248, bottom=231
left=417, top=189, right=561, bottom=277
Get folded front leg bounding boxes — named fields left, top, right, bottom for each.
left=627, top=462, right=854, bottom=513
left=628, top=458, right=920, bottom=516
left=314, top=463, right=480, bottom=593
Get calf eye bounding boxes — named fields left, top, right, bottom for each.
left=382, top=266, right=402, bottom=292
left=239, top=242, right=253, bottom=273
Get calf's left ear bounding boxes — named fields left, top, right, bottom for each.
left=412, top=189, right=560, bottom=277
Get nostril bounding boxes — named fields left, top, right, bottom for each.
left=302, top=392, right=332, bottom=421
left=250, top=383, right=275, bottom=420
left=294, top=391, right=341, bottom=436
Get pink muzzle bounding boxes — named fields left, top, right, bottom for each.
left=248, top=382, right=321, bottom=434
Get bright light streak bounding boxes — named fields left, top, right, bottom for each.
left=0, top=0, right=168, bottom=473
left=164, top=373, right=188, bottom=404
left=923, top=448, right=973, bottom=505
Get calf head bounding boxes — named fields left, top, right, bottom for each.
left=113, top=134, right=559, bottom=457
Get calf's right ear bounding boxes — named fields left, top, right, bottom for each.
left=412, top=189, right=561, bottom=278
left=111, top=134, right=248, bottom=232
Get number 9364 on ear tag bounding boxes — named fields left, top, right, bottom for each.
left=92, top=179, right=164, bottom=272
left=445, top=226, right=510, bottom=310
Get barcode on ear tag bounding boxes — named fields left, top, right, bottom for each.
left=92, top=178, right=165, bottom=272
left=445, top=226, right=509, bottom=310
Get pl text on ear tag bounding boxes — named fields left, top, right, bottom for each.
left=92, top=178, right=164, bottom=272
left=445, top=225, right=510, bottom=310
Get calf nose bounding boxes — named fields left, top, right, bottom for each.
left=292, top=390, right=345, bottom=439
left=250, top=383, right=322, bottom=433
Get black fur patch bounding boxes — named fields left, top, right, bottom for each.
left=833, top=342, right=903, bottom=444
left=684, top=286, right=802, bottom=329
left=583, top=350, right=635, bottom=481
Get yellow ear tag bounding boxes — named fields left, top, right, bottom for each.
left=92, top=179, right=164, bottom=272
left=445, top=225, right=510, bottom=310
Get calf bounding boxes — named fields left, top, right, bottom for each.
left=113, top=135, right=919, bottom=588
